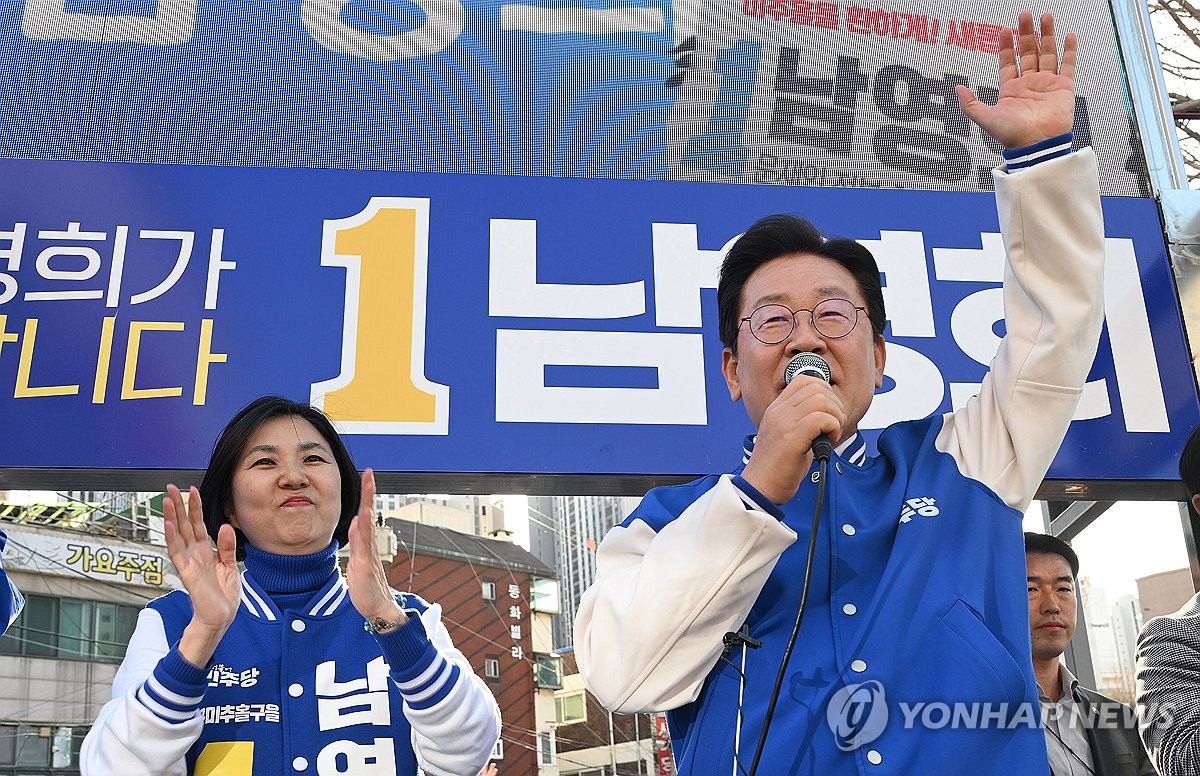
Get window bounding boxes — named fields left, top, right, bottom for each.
left=484, top=656, right=501, bottom=680
left=0, top=594, right=139, bottom=662
left=12, top=595, right=55, bottom=657
left=0, top=726, right=13, bottom=765
left=15, top=728, right=48, bottom=767
left=58, top=600, right=94, bottom=659
left=555, top=691, right=586, bottom=724
left=533, top=653, right=563, bottom=689
left=481, top=581, right=497, bottom=600
left=0, top=723, right=83, bottom=773
left=530, top=577, right=560, bottom=613
left=537, top=730, right=555, bottom=766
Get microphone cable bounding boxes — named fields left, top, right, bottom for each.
left=744, top=446, right=830, bottom=776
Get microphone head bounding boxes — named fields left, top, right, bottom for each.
left=784, top=352, right=831, bottom=386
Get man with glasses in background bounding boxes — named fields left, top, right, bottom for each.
left=576, top=11, right=1108, bottom=775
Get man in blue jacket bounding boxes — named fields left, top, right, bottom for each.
left=576, top=11, right=1105, bottom=775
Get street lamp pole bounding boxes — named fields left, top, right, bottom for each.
left=608, top=709, right=618, bottom=775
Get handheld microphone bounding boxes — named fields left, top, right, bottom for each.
left=784, top=352, right=833, bottom=461
left=784, top=351, right=831, bottom=386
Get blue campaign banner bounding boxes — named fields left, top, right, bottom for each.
left=0, top=156, right=1196, bottom=482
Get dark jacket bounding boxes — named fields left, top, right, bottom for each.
left=1065, top=685, right=1157, bottom=776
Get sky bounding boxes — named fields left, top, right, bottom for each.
left=1023, top=499, right=1192, bottom=599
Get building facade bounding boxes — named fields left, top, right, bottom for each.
left=0, top=504, right=175, bottom=776
left=382, top=517, right=562, bottom=775
left=1137, top=567, right=1196, bottom=619
left=553, top=649, right=670, bottom=775
left=528, top=496, right=640, bottom=650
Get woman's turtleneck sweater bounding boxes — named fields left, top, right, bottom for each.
left=159, top=541, right=437, bottom=694
left=243, top=541, right=340, bottom=612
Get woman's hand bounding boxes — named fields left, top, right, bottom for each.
left=347, top=469, right=408, bottom=632
left=163, top=484, right=240, bottom=667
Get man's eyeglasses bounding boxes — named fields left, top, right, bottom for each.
left=739, top=299, right=866, bottom=344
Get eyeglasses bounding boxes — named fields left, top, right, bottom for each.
left=739, top=299, right=866, bottom=344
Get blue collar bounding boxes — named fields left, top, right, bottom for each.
left=239, top=542, right=348, bottom=621
left=742, top=433, right=868, bottom=467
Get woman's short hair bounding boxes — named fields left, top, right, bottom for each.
left=199, top=395, right=361, bottom=558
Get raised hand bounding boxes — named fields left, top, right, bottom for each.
left=955, top=12, right=1077, bottom=149
left=347, top=469, right=408, bottom=631
left=163, top=484, right=240, bottom=667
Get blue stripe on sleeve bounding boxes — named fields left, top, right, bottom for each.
left=1002, top=132, right=1074, bottom=170
left=135, top=647, right=206, bottom=723
left=406, top=661, right=462, bottom=710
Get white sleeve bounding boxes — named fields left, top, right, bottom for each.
left=394, top=602, right=502, bottom=776
left=574, top=475, right=796, bottom=713
left=80, top=608, right=201, bottom=776
left=934, top=148, right=1105, bottom=510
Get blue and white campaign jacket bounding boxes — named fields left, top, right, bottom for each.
left=81, top=544, right=500, bottom=776
left=0, top=529, right=23, bottom=634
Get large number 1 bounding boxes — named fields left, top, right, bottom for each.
left=194, top=741, right=253, bottom=775
left=311, top=198, right=449, bottom=435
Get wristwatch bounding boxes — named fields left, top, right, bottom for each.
left=363, top=615, right=403, bottom=635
